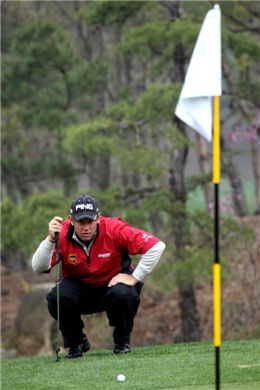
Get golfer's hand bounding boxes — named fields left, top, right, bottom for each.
left=108, top=273, right=138, bottom=287
left=48, top=216, right=63, bottom=242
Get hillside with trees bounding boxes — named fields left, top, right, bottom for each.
left=1, top=0, right=260, bottom=356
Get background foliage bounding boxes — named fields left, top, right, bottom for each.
left=1, top=0, right=260, bottom=343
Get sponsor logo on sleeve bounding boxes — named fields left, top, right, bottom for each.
left=142, top=234, right=152, bottom=242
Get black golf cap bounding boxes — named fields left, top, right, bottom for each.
left=70, top=195, right=99, bottom=222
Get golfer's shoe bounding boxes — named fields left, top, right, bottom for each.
left=65, top=335, right=91, bottom=359
left=79, top=335, right=91, bottom=353
left=66, top=346, right=83, bottom=359
left=113, top=343, right=131, bottom=354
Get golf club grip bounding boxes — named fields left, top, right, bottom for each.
left=54, top=232, right=59, bottom=264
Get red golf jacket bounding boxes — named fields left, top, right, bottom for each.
left=51, top=216, right=159, bottom=287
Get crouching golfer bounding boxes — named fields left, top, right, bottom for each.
left=32, top=195, right=166, bottom=358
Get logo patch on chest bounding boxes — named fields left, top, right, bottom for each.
left=68, top=254, right=77, bottom=264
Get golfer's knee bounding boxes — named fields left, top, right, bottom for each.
left=46, top=286, right=78, bottom=310
left=108, top=284, right=140, bottom=305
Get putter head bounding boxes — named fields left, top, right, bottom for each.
left=55, top=348, right=61, bottom=363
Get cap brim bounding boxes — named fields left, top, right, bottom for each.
left=72, top=212, right=98, bottom=222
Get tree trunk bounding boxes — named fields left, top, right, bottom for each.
left=169, top=30, right=202, bottom=341
left=222, top=138, right=247, bottom=217
left=94, top=156, right=111, bottom=191
left=250, top=136, right=260, bottom=214
left=169, top=121, right=201, bottom=342
left=87, top=24, right=111, bottom=191
left=178, top=284, right=201, bottom=341
left=170, top=30, right=202, bottom=341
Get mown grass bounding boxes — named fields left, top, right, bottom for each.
left=1, top=339, right=260, bottom=390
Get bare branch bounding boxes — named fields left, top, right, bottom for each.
left=119, top=186, right=160, bottom=205
left=158, top=1, right=181, bottom=21
left=221, top=9, right=260, bottom=34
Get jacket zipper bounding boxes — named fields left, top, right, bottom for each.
left=72, top=231, right=97, bottom=266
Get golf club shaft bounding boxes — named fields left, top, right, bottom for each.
left=55, top=232, right=61, bottom=362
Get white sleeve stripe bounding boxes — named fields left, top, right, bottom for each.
left=132, top=241, right=166, bottom=281
left=31, top=238, right=54, bottom=272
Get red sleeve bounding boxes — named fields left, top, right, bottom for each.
left=51, top=247, right=57, bottom=268
left=50, top=219, right=70, bottom=268
left=112, top=219, right=160, bottom=255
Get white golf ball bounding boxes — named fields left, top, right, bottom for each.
left=117, top=374, right=126, bottom=382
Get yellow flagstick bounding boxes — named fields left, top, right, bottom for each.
left=174, top=4, right=222, bottom=384
left=213, top=95, right=221, bottom=389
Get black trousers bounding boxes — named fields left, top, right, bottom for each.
left=46, top=278, right=143, bottom=348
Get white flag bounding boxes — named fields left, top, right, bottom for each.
left=175, top=5, right=222, bottom=142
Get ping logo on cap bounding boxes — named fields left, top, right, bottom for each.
left=75, top=203, right=94, bottom=211
left=70, top=195, right=99, bottom=221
